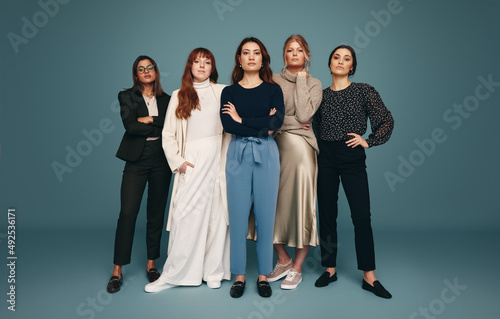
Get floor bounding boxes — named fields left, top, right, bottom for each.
left=1, top=229, right=498, bottom=319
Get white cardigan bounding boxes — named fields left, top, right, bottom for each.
left=162, top=83, right=231, bottom=230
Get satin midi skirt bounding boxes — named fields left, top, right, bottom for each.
left=248, top=132, right=319, bottom=248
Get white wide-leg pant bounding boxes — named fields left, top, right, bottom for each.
left=159, top=135, right=230, bottom=285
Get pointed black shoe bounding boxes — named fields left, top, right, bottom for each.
left=147, top=268, right=160, bottom=282
left=362, top=280, right=392, bottom=299
left=106, top=275, right=122, bottom=293
left=257, top=280, right=272, bottom=297
left=230, top=281, right=245, bottom=298
left=315, top=272, right=337, bottom=287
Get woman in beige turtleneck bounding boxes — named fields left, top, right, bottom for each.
left=249, top=35, right=322, bottom=289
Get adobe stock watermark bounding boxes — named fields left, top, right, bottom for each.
left=213, top=0, right=244, bottom=22
left=7, top=0, right=72, bottom=54
left=236, top=290, right=286, bottom=319
left=234, top=238, right=336, bottom=319
left=75, top=275, right=135, bottom=319
left=409, top=277, right=467, bottom=319
left=51, top=99, right=119, bottom=182
left=353, top=0, right=421, bottom=53
left=51, top=72, right=170, bottom=182
left=51, top=117, right=116, bottom=182
left=385, top=73, right=499, bottom=192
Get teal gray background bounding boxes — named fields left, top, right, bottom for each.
left=0, top=0, right=499, bottom=318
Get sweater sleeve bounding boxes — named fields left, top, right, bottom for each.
left=118, top=90, right=157, bottom=137
left=220, top=86, right=265, bottom=136
left=293, top=76, right=323, bottom=123
left=365, top=86, right=394, bottom=147
left=241, top=85, right=285, bottom=131
left=280, top=115, right=304, bottom=131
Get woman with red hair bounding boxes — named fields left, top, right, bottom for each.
left=145, top=48, right=231, bottom=292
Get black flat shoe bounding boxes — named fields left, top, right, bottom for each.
left=362, top=280, right=392, bottom=299
left=107, top=275, right=122, bottom=293
left=315, top=271, right=337, bottom=287
left=147, top=268, right=160, bottom=282
left=230, top=281, right=245, bottom=298
left=257, top=280, right=272, bottom=297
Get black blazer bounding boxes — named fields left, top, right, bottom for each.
left=115, top=88, right=170, bottom=162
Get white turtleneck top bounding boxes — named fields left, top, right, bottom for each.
left=186, top=78, right=223, bottom=143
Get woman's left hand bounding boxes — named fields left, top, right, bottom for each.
left=346, top=133, right=368, bottom=148
left=301, top=120, right=312, bottom=130
left=222, top=102, right=242, bottom=124
left=137, top=116, right=153, bottom=124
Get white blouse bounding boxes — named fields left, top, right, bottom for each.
left=143, top=95, right=159, bottom=141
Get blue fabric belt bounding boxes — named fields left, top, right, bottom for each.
left=237, top=137, right=262, bottom=163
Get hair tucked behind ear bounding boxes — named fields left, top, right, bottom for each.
left=328, top=45, right=357, bottom=76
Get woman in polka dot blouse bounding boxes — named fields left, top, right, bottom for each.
left=312, top=45, right=394, bottom=299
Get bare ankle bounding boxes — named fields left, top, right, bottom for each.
left=326, top=267, right=336, bottom=276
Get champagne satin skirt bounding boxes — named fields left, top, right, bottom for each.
left=248, top=132, right=319, bottom=248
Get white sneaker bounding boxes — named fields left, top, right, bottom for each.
left=281, top=269, right=302, bottom=290
left=144, top=279, right=177, bottom=293
left=207, top=281, right=221, bottom=289
left=267, top=259, right=293, bottom=282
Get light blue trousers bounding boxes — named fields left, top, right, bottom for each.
left=226, top=135, right=280, bottom=276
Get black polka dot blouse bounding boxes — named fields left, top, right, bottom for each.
left=312, top=83, right=394, bottom=148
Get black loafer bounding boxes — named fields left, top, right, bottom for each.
left=106, top=275, right=122, bottom=293
left=230, top=281, right=245, bottom=298
left=257, top=280, right=272, bottom=298
left=362, top=280, right=392, bottom=299
left=315, top=271, right=337, bottom=287
left=147, top=268, right=160, bottom=282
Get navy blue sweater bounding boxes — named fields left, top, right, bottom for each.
left=220, top=82, right=285, bottom=137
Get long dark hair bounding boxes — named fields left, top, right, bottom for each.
left=231, top=37, right=275, bottom=85
left=176, top=48, right=218, bottom=119
left=328, top=45, right=357, bottom=76
left=131, top=55, right=164, bottom=96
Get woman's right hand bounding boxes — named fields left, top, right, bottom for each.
left=179, top=161, right=195, bottom=175
left=222, top=102, right=242, bottom=124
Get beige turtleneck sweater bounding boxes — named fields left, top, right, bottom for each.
left=272, top=69, right=323, bottom=153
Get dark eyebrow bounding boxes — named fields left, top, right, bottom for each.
left=334, top=54, right=351, bottom=58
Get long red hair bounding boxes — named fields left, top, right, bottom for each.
left=231, top=37, right=276, bottom=85
left=176, top=48, right=219, bottom=119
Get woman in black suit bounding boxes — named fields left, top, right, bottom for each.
left=107, top=55, right=172, bottom=293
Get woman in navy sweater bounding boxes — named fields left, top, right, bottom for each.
left=220, top=37, right=284, bottom=298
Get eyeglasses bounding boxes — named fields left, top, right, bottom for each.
left=137, top=65, right=155, bottom=73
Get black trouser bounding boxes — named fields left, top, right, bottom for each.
left=113, top=140, right=171, bottom=265
left=317, top=140, right=375, bottom=271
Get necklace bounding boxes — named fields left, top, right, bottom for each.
left=143, top=94, right=154, bottom=106
left=198, top=89, right=209, bottom=100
